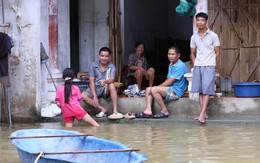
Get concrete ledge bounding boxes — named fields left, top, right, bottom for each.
left=6, top=95, right=259, bottom=124
left=7, top=96, right=260, bottom=123
left=207, top=97, right=260, bottom=116
left=83, top=96, right=260, bottom=118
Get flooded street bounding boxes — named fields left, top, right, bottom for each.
left=1, top=121, right=260, bottom=163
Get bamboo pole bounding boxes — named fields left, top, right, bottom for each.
left=33, top=148, right=140, bottom=155
left=109, top=0, right=122, bottom=83
left=116, top=0, right=122, bottom=82
left=9, top=134, right=93, bottom=139
left=0, top=82, right=2, bottom=122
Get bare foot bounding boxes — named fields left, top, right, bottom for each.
left=195, top=117, right=206, bottom=120
left=195, top=114, right=208, bottom=120
left=198, top=117, right=206, bottom=124
left=143, top=109, right=152, bottom=115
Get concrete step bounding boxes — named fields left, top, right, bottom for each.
left=82, top=95, right=260, bottom=118
left=36, top=95, right=260, bottom=124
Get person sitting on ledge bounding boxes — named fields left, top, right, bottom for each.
left=81, top=47, right=123, bottom=119
left=135, top=46, right=187, bottom=119
left=127, top=41, right=155, bottom=91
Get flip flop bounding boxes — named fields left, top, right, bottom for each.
left=124, top=112, right=136, bottom=119
left=108, top=113, right=124, bottom=119
left=135, top=112, right=152, bottom=118
left=153, top=112, right=169, bottom=119
left=96, top=112, right=107, bottom=118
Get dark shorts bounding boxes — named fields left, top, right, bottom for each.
left=85, top=86, right=109, bottom=99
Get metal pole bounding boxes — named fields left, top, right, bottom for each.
left=6, top=86, right=12, bottom=127
left=0, top=82, right=2, bottom=122
left=1, top=0, right=4, bottom=24
left=0, top=0, right=4, bottom=124
left=43, top=61, right=57, bottom=91
left=2, top=82, right=12, bottom=127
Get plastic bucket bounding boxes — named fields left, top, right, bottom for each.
left=232, top=82, right=260, bottom=97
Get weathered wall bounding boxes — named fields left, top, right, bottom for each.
left=40, top=0, right=70, bottom=107
left=0, top=0, right=71, bottom=118
left=1, top=0, right=41, bottom=117
left=40, top=0, right=51, bottom=107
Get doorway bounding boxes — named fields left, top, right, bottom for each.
left=70, top=0, right=79, bottom=73
left=69, top=0, right=193, bottom=82
left=123, top=0, right=193, bottom=84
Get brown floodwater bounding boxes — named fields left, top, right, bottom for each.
left=1, top=121, right=260, bottom=163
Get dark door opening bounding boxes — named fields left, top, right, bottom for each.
left=70, top=0, right=79, bottom=74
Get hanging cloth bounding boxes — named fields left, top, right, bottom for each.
left=175, top=0, right=198, bottom=16
left=0, top=32, right=13, bottom=76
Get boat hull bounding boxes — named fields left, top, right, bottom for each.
left=10, top=129, right=147, bottom=163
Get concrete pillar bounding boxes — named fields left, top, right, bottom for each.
left=57, top=0, right=70, bottom=70
left=79, top=0, right=95, bottom=72
left=7, top=0, right=41, bottom=118
left=39, top=0, right=70, bottom=108
left=193, top=0, right=208, bottom=33
left=79, top=0, right=109, bottom=72
left=94, top=0, right=109, bottom=58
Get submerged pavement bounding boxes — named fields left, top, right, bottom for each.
left=39, top=114, right=260, bottom=126
left=6, top=95, right=260, bottom=124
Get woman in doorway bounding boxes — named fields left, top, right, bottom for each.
left=127, top=41, right=155, bottom=91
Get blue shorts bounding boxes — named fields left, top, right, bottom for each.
left=165, top=87, right=179, bottom=102
left=191, top=66, right=215, bottom=95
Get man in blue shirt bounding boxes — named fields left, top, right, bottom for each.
left=136, top=46, right=187, bottom=118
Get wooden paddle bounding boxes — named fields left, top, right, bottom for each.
left=33, top=148, right=140, bottom=155
left=9, top=134, right=93, bottom=139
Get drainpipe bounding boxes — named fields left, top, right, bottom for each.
left=48, top=0, right=58, bottom=71
left=1, top=0, right=4, bottom=23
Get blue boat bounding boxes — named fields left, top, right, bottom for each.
left=9, top=129, right=147, bottom=163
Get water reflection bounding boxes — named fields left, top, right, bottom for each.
left=1, top=122, right=260, bottom=162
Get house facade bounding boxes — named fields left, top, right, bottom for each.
left=0, top=0, right=259, bottom=120
left=1, top=0, right=111, bottom=119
